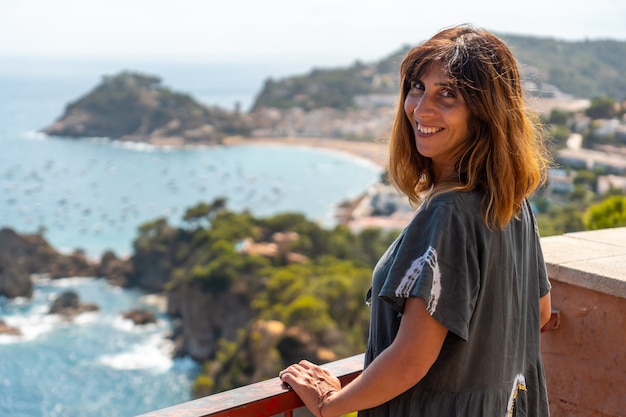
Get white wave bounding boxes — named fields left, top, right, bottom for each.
left=22, top=130, right=47, bottom=140
left=1, top=298, right=102, bottom=344
left=73, top=310, right=101, bottom=325
left=88, top=136, right=113, bottom=143
left=112, top=315, right=137, bottom=332
left=6, top=295, right=31, bottom=305
left=111, top=140, right=158, bottom=152
left=0, top=312, right=61, bottom=343
left=0, top=334, right=22, bottom=344
left=112, top=314, right=166, bottom=333
left=46, top=277, right=98, bottom=287
left=98, top=334, right=174, bottom=373
left=31, top=274, right=52, bottom=285
left=140, top=294, right=167, bottom=312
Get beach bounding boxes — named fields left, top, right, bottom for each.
left=223, top=136, right=389, bottom=169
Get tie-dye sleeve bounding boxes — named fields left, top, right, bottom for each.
left=378, top=197, right=481, bottom=341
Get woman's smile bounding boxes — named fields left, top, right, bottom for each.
left=416, top=124, right=444, bottom=135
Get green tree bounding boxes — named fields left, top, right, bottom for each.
left=183, top=197, right=227, bottom=229
left=585, top=96, right=618, bottom=119
left=585, top=195, right=626, bottom=230
left=535, top=204, right=585, bottom=236
left=549, top=125, right=571, bottom=149
left=252, top=258, right=372, bottom=351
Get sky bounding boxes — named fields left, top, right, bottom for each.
left=1, top=0, right=625, bottom=69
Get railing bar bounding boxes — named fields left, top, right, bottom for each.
left=137, top=354, right=364, bottom=417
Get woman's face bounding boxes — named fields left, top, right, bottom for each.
left=404, top=63, right=472, bottom=181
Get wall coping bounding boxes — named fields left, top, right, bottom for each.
left=540, top=227, right=626, bottom=299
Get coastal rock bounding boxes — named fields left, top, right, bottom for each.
left=0, top=228, right=98, bottom=299
left=247, top=320, right=334, bottom=379
left=0, top=249, right=32, bottom=299
left=48, top=290, right=99, bottom=318
left=122, top=309, right=157, bottom=325
left=98, top=250, right=134, bottom=287
left=125, top=249, right=173, bottom=292
left=47, top=249, right=98, bottom=279
left=195, top=319, right=337, bottom=396
left=43, top=71, right=252, bottom=145
left=167, top=282, right=255, bottom=361
left=0, top=319, right=22, bottom=337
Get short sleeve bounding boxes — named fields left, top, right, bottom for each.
left=378, top=197, right=480, bottom=341
left=527, top=200, right=551, bottom=297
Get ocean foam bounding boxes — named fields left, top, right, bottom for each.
left=46, top=277, right=98, bottom=287
left=112, top=314, right=166, bottom=333
left=98, top=335, right=174, bottom=373
left=0, top=312, right=61, bottom=343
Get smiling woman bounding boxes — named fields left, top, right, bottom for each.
left=279, top=25, right=553, bottom=417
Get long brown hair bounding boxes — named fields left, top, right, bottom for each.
left=387, top=24, right=550, bottom=229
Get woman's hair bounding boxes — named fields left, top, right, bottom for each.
left=387, top=24, right=550, bottom=229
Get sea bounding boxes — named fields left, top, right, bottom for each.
left=0, top=57, right=383, bottom=416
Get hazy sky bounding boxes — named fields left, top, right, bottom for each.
left=1, top=0, right=625, bottom=67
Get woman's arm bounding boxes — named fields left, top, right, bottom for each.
left=279, top=297, right=448, bottom=417
left=539, top=292, right=552, bottom=328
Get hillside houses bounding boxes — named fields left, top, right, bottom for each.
left=556, top=146, right=626, bottom=175
left=249, top=82, right=626, bottom=230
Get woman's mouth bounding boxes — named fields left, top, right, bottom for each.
left=417, top=124, right=443, bottom=135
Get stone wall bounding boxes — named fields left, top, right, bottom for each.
left=540, top=227, right=626, bottom=417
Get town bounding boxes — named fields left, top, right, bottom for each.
left=248, top=81, right=626, bottom=236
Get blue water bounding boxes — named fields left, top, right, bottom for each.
left=0, top=278, right=198, bottom=417
left=0, top=58, right=382, bottom=416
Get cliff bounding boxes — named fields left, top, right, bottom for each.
left=43, top=71, right=252, bottom=145
left=104, top=201, right=401, bottom=396
left=0, top=228, right=98, bottom=298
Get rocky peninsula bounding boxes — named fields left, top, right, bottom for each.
left=43, top=72, right=253, bottom=146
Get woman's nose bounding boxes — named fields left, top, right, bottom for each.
left=413, top=94, right=434, bottom=116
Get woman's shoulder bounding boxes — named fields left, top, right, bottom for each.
left=425, top=188, right=485, bottom=213
left=407, top=189, right=486, bottom=232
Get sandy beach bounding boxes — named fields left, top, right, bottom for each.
left=222, top=136, right=389, bottom=169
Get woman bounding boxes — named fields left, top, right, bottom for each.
left=279, top=24, right=553, bottom=417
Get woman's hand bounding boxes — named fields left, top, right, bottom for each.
left=279, top=360, right=341, bottom=417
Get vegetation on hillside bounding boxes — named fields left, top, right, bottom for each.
left=503, top=37, right=626, bottom=100
left=585, top=195, right=626, bottom=230
left=252, top=60, right=399, bottom=111
left=127, top=199, right=398, bottom=395
left=251, top=35, right=626, bottom=111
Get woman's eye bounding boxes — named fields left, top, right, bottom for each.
left=441, top=89, right=455, bottom=98
left=411, top=82, right=424, bottom=90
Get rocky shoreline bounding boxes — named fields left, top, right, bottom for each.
left=0, top=135, right=399, bottom=363
left=0, top=228, right=97, bottom=299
